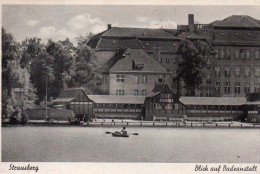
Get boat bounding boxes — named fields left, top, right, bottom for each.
left=112, top=132, right=129, bottom=137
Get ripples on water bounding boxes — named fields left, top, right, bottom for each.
left=2, top=126, right=260, bottom=162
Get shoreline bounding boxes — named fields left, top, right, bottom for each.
left=2, top=120, right=260, bottom=129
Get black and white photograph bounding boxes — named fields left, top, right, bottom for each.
left=1, top=0, right=260, bottom=173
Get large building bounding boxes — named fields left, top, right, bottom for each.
left=178, top=14, right=260, bottom=97
left=88, top=14, right=260, bottom=97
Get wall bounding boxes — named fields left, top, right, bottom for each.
left=26, top=108, right=73, bottom=121
left=212, top=45, right=260, bottom=97
left=109, top=73, right=172, bottom=95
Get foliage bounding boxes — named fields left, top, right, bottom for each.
left=177, top=39, right=211, bottom=96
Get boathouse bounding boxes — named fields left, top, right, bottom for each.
left=144, top=84, right=188, bottom=121
left=88, top=95, right=145, bottom=119
left=52, top=88, right=94, bottom=121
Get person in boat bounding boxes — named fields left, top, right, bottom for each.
left=121, top=127, right=127, bottom=135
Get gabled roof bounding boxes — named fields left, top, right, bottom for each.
left=179, top=97, right=247, bottom=106
left=88, top=95, right=146, bottom=104
left=52, top=88, right=87, bottom=103
left=109, top=48, right=171, bottom=73
left=210, top=15, right=260, bottom=28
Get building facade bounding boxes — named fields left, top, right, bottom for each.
left=178, top=15, right=260, bottom=97
left=88, top=14, right=260, bottom=97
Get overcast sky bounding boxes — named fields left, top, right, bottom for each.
left=2, top=5, right=260, bottom=44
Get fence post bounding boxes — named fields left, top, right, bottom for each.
left=203, top=123, right=205, bottom=127
left=166, top=122, right=167, bottom=126
left=191, top=123, right=192, bottom=127
left=127, top=122, right=129, bottom=126
left=241, top=124, right=242, bottom=127
left=141, top=122, right=142, bottom=126
left=216, top=123, right=218, bottom=127
left=229, top=124, right=230, bottom=127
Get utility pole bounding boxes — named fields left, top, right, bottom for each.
left=45, top=75, right=48, bottom=119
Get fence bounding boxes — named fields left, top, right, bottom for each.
left=26, top=108, right=73, bottom=121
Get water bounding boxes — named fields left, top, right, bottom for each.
left=2, top=126, right=260, bottom=162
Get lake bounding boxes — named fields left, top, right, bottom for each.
left=2, top=126, right=260, bottom=162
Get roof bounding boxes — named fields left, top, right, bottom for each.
left=88, top=95, right=146, bottom=104
left=52, top=88, right=86, bottom=103
left=96, top=37, right=143, bottom=50
left=109, top=48, right=171, bottom=73
left=88, top=27, right=179, bottom=50
left=177, top=32, right=205, bottom=40
left=102, top=27, right=177, bottom=38
left=179, top=97, right=247, bottom=106
left=210, top=15, right=260, bottom=28
left=139, top=39, right=180, bottom=52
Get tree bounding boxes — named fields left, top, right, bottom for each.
left=176, top=39, right=211, bottom=96
left=70, top=42, right=103, bottom=94
left=2, top=28, right=37, bottom=117
left=21, top=37, right=44, bottom=70
left=30, top=50, right=54, bottom=103
left=45, top=39, right=76, bottom=98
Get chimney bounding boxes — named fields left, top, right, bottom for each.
left=188, top=14, right=194, bottom=33
left=107, top=24, right=112, bottom=30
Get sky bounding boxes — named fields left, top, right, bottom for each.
left=2, top=5, right=260, bottom=45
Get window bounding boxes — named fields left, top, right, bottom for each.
left=134, top=90, right=139, bottom=96
left=134, top=75, right=139, bottom=84
left=255, top=83, right=260, bottom=93
left=206, top=89, right=211, bottom=97
left=214, top=82, right=220, bottom=94
left=214, top=66, right=220, bottom=77
left=235, top=50, right=239, bottom=59
left=246, top=50, right=250, bottom=59
left=141, top=75, right=147, bottom=84
left=255, top=50, right=260, bottom=59
left=241, top=50, right=245, bottom=59
left=206, top=74, right=211, bottom=83
left=159, top=57, right=162, bottom=63
left=116, top=74, right=125, bottom=83
left=244, top=83, right=250, bottom=93
left=235, top=66, right=241, bottom=76
left=234, top=82, right=241, bottom=93
left=158, top=75, right=166, bottom=84
left=226, top=50, right=230, bottom=59
left=224, top=82, right=231, bottom=93
left=221, top=49, right=225, bottom=59
left=255, top=66, right=260, bottom=77
left=142, top=90, right=147, bottom=96
left=215, top=49, right=219, bottom=59
left=166, top=58, right=170, bottom=63
left=224, top=66, right=230, bottom=77
left=197, top=89, right=202, bottom=97
left=116, top=90, right=124, bottom=96
left=245, top=66, right=250, bottom=77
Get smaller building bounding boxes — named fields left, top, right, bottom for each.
left=144, top=84, right=188, bottom=121
left=180, top=97, right=246, bottom=120
left=88, top=95, right=146, bottom=119
left=52, top=88, right=94, bottom=121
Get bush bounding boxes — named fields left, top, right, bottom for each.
left=68, top=112, right=80, bottom=125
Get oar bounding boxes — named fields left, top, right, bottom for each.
left=105, top=131, right=138, bottom=135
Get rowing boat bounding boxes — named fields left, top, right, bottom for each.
left=112, top=132, right=129, bottom=137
